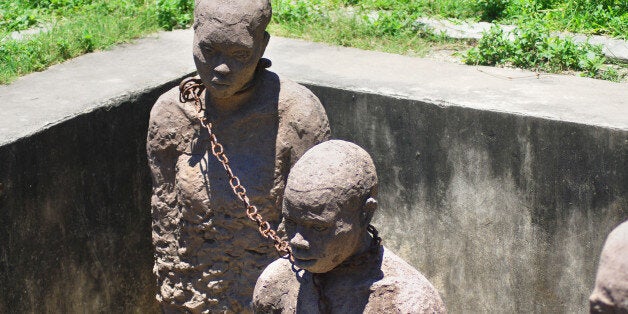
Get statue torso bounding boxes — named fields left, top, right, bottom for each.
left=253, top=247, right=447, bottom=314
left=147, top=70, right=330, bottom=313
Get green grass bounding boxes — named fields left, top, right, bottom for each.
left=269, top=1, right=464, bottom=57
left=0, top=0, right=193, bottom=84
left=269, top=0, right=471, bottom=57
left=267, top=0, right=626, bottom=81
left=268, top=0, right=627, bottom=38
left=1, top=0, right=626, bottom=84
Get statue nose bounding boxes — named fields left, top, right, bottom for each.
left=289, top=232, right=310, bottom=250
left=213, top=63, right=230, bottom=75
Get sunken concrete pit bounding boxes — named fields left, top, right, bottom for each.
left=1, top=29, right=626, bottom=313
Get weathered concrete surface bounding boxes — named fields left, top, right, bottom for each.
left=1, top=29, right=627, bottom=313
left=0, top=86, right=168, bottom=312
left=0, top=30, right=195, bottom=312
left=0, top=29, right=195, bottom=147
left=310, top=86, right=627, bottom=313
left=265, top=37, right=628, bottom=131
left=263, top=36, right=627, bottom=313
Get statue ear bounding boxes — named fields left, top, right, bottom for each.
left=257, top=31, right=270, bottom=58
left=361, top=197, right=377, bottom=226
left=263, top=31, right=270, bottom=48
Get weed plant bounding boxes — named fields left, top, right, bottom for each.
left=465, top=22, right=622, bottom=81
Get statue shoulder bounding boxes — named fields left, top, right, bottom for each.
left=253, top=258, right=297, bottom=313
left=277, top=77, right=328, bottom=124
left=149, top=85, right=197, bottom=127
left=147, top=84, right=199, bottom=153
left=275, top=77, right=331, bottom=163
left=368, top=247, right=447, bottom=313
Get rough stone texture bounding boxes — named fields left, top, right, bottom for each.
left=255, top=249, right=445, bottom=313
left=253, top=140, right=445, bottom=313
left=590, top=220, right=628, bottom=313
left=148, top=74, right=329, bottom=312
left=147, top=2, right=330, bottom=312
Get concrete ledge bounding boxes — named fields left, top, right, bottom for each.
left=2, top=29, right=627, bottom=147
left=0, top=30, right=195, bottom=146
left=265, top=36, right=628, bottom=131
left=1, top=29, right=627, bottom=312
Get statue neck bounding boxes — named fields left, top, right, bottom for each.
left=329, top=232, right=381, bottom=274
left=206, top=75, right=259, bottom=114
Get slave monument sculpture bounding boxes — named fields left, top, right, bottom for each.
left=146, top=0, right=330, bottom=311
left=590, top=220, right=628, bottom=313
left=253, top=140, right=446, bottom=313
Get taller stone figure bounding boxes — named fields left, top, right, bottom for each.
left=146, top=0, right=330, bottom=312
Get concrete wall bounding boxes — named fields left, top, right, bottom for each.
left=308, top=85, right=628, bottom=313
left=1, top=80, right=625, bottom=312
left=0, top=82, right=176, bottom=313
left=1, top=32, right=626, bottom=313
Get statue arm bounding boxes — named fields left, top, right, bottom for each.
left=284, top=89, right=331, bottom=166
left=273, top=85, right=331, bottom=207
left=147, top=95, right=180, bottom=260
left=252, top=259, right=293, bottom=313
left=146, top=89, right=196, bottom=266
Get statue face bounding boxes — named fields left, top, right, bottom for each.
left=193, top=20, right=267, bottom=99
left=282, top=195, right=364, bottom=273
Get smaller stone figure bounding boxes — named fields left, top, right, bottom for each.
left=590, top=220, right=628, bottom=313
left=253, top=140, right=446, bottom=313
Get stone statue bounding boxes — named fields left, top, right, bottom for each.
left=146, top=0, right=330, bottom=311
left=590, top=220, right=628, bottom=313
left=253, top=140, right=447, bottom=313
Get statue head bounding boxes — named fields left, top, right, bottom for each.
left=193, top=0, right=271, bottom=99
left=282, top=140, right=378, bottom=273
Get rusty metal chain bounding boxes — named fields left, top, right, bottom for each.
left=178, top=77, right=293, bottom=261
left=179, top=76, right=383, bottom=314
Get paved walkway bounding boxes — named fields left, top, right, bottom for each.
left=1, top=29, right=627, bottom=146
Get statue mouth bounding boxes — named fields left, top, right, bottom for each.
left=209, top=78, right=230, bottom=87
left=293, top=256, right=317, bottom=267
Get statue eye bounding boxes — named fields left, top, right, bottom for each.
left=201, top=44, right=216, bottom=55
left=313, top=225, right=327, bottom=232
left=232, top=50, right=251, bottom=61
left=284, top=218, right=296, bottom=226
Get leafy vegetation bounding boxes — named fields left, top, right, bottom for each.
left=269, top=0, right=625, bottom=81
left=465, top=22, right=621, bottom=81
left=1, top=0, right=626, bottom=83
left=156, top=0, right=194, bottom=31
left=0, top=0, right=178, bottom=83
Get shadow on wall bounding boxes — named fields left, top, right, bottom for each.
left=309, top=85, right=628, bottom=313
left=0, top=82, right=177, bottom=312
left=0, top=79, right=626, bottom=312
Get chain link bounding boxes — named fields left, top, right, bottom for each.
left=178, top=77, right=293, bottom=260
left=178, top=77, right=383, bottom=314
